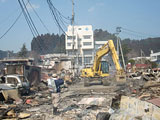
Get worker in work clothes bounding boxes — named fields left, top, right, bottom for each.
left=47, top=73, right=64, bottom=115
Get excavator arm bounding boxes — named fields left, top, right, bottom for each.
left=93, top=41, right=110, bottom=72
left=108, top=40, right=121, bottom=71
left=93, top=40, right=122, bottom=72
left=81, top=40, right=126, bottom=82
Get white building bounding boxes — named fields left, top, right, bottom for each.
left=94, top=41, right=108, bottom=60
left=150, top=50, right=160, bottom=62
left=95, top=41, right=108, bottom=51
left=65, top=25, right=94, bottom=66
left=150, top=50, right=160, bottom=67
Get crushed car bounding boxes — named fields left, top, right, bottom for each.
left=0, top=74, right=30, bottom=95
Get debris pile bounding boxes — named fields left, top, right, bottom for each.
left=0, top=58, right=160, bottom=119
left=110, top=96, right=160, bottom=120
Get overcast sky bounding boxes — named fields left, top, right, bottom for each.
left=0, top=0, right=160, bottom=52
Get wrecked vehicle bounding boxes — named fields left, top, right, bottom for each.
left=0, top=74, right=30, bottom=94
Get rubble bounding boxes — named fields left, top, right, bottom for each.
left=1, top=89, right=22, bottom=102
left=147, top=98, right=160, bottom=107
left=0, top=59, right=41, bottom=86
left=109, top=96, right=160, bottom=120
left=0, top=73, right=159, bottom=120
left=18, top=113, right=31, bottom=119
left=78, top=97, right=108, bottom=107
left=0, top=58, right=160, bottom=120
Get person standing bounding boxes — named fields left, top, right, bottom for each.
left=47, top=73, right=64, bottom=115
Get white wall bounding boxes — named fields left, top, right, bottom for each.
left=65, top=25, right=94, bottom=65
left=150, top=51, right=160, bottom=62
left=95, top=41, right=108, bottom=50
left=65, top=25, right=94, bottom=51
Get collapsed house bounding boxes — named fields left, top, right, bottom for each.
left=0, top=58, right=41, bottom=86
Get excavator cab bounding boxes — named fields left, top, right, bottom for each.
left=100, top=61, right=109, bottom=74
left=97, top=61, right=110, bottom=77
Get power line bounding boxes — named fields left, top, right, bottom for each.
left=0, top=12, right=22, bottom=40
left=21, top=0, right=39, bottom=36
left=18, top=0, right=36, bottom=37
left=48, top=0, right=70, bottom=21
left=47, top=0, right=69, bottom=35
left=18, top=0, right=50, bottom=54
left=0, top=7, right=20, bottom=28
left=28, top=0, right=50, bottom=33
left=55, top=8, right=68, bottom=29
left=47, top=0, right=67, bottom=34
left=121, top=27, right=157, bottom=38
left=121, top=31, right=146, bottom=39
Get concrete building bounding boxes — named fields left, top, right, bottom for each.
left=95, top=41, right=108, bottom=51
left=94, top=41, right=108, bottom=60
left=65, top=25, right=94, bottom=66
left=150, top=50, right=160, bottom=66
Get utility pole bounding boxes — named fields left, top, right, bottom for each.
left=71, top=0, right=75, bottom=76
left=71, top=0, right=74, bottom=26
left=119, top=38, right=126, bottom=71
left=71, top=0, right=75, bottom=55
left=116, top=27, right=121, bottom=57
left=115, top=27, right=126, bottom=71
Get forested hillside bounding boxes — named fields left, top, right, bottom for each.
left=0, top=29, right=159, bottom=60
left=31, top=33, right=65, bottom=55
left=123, top=37, right=160, bottom=58
left=30, top=29, right=160, bottom=60
left=94, top=29, right=117, bottom=42
left=94, top=29, right=160, bottom=59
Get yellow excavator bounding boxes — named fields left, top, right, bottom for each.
left=81, top=40, right=126, bottom=86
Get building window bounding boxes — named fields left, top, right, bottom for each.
left=84, top=57, right=92, bottom=64
left=83, top=42, right=92, bottom=46
left=83, top=50, right=92, bottom=55
left=151, top=56, right=156, bottom=60
left=7, top=77, right=18, bottom=84
left=78, top=44, right=82, bottom=47
left=85, top=27, right=89, bottom=31
left=83, top=35, right=91, bottom=39
left=68, top=51, right=73, bottom=56
left=67, top=43, right=72, bottom=46
left=67, top=36, right=76, bottom=40
left=78, top=38, right=81, bottom=41
left=78, top=57, right=82, bottom=65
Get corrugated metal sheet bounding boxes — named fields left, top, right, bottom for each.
left=148, top=98, right=160, bottom=107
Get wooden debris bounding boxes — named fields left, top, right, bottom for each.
left=143, top=81, right=160, bottom=89
left=0, top=104, right=16, bottom=109
left=1, top=89, right=21, bottom=102
left=18, top=113, right=31, bottom=119
left=7, top=109, right=16, bottom=117
left=138, top=93, right=151, bottom=100
left=25, top=99, right=39, bottom=106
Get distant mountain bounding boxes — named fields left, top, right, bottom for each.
left=94, top=29, right=160, bottom=59
left=123, top=37, right=160, bottom=58
left=30, top=29, right=160, bottom=61
left=94, top=29, right=117, bottom=42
